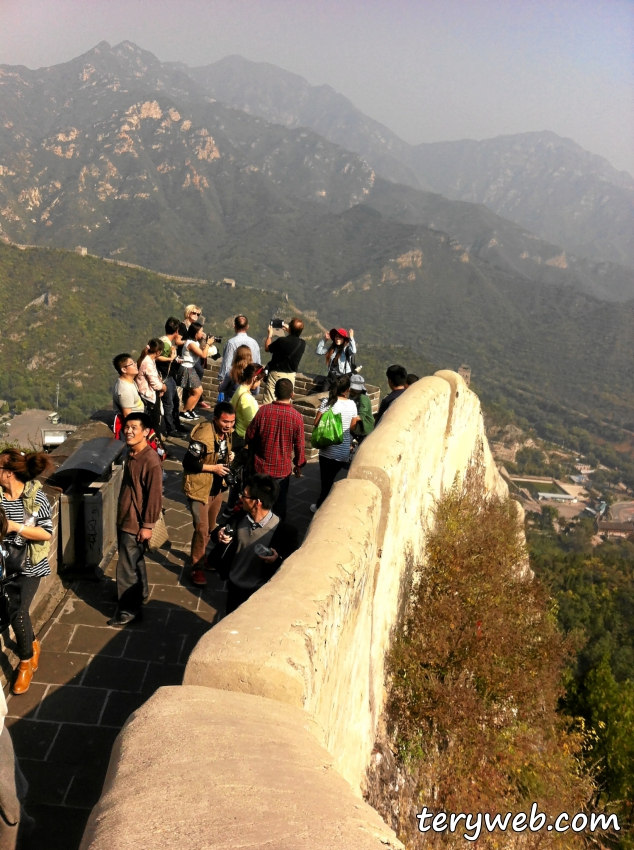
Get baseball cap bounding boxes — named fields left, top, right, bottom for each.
left=330, top=327, right=349, bottom=340
left=350, top=374, right=365, bottom=389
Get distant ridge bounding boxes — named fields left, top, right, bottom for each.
left=184, top=54, right=634, bottom=270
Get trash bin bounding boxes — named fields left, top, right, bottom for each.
left=50, top=424, right=126, bottom=573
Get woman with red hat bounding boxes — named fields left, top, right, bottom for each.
left=316, top=327, right=357, bottom=377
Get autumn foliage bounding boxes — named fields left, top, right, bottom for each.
left=368, top=466, right=595, bottom=848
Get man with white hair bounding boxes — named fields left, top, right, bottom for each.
left=218, top=315, right=261, bottom=385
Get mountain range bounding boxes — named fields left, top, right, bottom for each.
left=185, top=54, right=634, bottom=272
left=0, top=41, right=632, bottom=301
left=0, top=40, right=633, bottom=450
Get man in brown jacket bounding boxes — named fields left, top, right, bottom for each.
left=109, top=412, right=163, bottom=627
left=182, top=401, right=235, bottom=587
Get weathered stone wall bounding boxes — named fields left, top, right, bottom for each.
left=81, top=372, right=506, bottom=850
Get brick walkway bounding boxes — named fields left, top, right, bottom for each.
left=3, top=431, right=329, bottom=849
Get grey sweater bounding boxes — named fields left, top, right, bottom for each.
left=229, top=512, right=280, bottom=590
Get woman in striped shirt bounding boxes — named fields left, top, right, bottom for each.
left=310, top=374, right=360, bottom=513
left=0, top=449, right=53, bottom=695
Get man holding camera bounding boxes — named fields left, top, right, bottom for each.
left=261, top=318, right=306, bottom=404
left=209, top=474, right=299, bottom=615
left=182, top=401, right=235, bottom=587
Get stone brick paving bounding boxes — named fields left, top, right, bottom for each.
left=3, top=427, right=332, bottom=849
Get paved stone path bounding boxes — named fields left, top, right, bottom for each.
left=3, top=432, right=329, bottom=849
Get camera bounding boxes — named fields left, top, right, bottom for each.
left=223, top=524, right=234, bottom=539
left=225, top=469, right=241, bottom=487
left=270, top=318, right=285, bottom=330
left=214, top=336, right=222, bottom=344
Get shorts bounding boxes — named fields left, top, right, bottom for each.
left=178, top=366, right=202, bottom=390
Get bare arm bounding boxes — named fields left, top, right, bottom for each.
left=264, top=326, right=273, bottom=353
left=189, top=341, right=210, bottom=359
left=6, top=522, right=51, bottom=541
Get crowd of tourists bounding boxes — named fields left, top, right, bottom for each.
left=0, top=307, right=421, bottom=700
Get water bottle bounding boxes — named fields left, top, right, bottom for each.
left=217, top=392, right=225, bottom=402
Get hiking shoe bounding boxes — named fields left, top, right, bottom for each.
left=191, top=568, right=207, bottom=587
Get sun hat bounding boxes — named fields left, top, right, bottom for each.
left=350, top=374, right=365, bottom=390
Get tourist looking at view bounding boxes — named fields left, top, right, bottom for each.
left=109, top=413, right=163, bottom=628
left=179, top=323, right=212, bottom=422
left=231, top=364, right=263, bottom=449
left=135, top=339, right=167, bottom=446
left=375, top=364, right=408, bottom=425
left=219, top=344, right=252, bottom=400
left=349, top=373, right=374, bottom=443
left=0, top=449, right=53, bottom=695
left=316, top=328, right=357, bottom=376
left=245, top=378, right=305, bottom=521
left=310, top=375, right=360, bottom=514
left=261, top=318, right=306, bottom=404
left=112, top=353, right=145, bottom=439
left=218, top=315, right=261, bottom=386
left=157, top=317, right=187, bottom=438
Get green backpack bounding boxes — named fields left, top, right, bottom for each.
left=311, top=407, right=344, bottom=449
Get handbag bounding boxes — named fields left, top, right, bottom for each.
left=146, top=510, right=170, bottom=552
left=311, top=407, right=344, bottom=449
left=0, top=541, right=29, bottom=632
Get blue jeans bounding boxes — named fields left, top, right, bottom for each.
left=162, top=375, right=180, bottom=432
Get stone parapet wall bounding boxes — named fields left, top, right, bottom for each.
left=81, top=372, right=506, bottom=850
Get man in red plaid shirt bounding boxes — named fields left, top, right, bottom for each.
left=245, top=378, right=305, bottom=520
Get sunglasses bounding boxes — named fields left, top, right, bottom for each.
left=190, top=311, right=201, bottom=316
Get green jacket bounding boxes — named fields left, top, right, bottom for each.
left=353, top=392, right=375, bottom=437
left=0, top=480, right=50, bottom=566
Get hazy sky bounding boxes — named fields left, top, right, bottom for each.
left=1, top=0, right=633, bottom=174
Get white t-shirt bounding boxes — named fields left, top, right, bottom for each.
left=181, top=339, right=197, bottom=368
left=318, top=397, right=357, bottom=461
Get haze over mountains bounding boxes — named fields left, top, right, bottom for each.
left=0, top=40, right=633, bottom=439
left=185, top=54, right=634, bottom=272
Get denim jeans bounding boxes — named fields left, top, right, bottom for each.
left=162, top=375, right=180, bottom=432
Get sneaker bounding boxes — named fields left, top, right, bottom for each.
left=197, top=401, right=211, bottom=409
left=191, top=568, right=207, bottom=587
left=180, top=410, right=199, bottom=421
left=310, top=504, right=317, bottom=513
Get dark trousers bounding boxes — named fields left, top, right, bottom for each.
left=10, top=575, right=40, bottom=661
left=116, top=530, right=149, bottom=616
left=225, top=435, right=247, bottom=515
left=272, top=475, right=290, bottom=521
left=225, top=580, right=257, bottom=615
left=316, top=456, right=348, bottom=508
left=162, top=375, right=180, bottom=433
left=144, top=397, right=164, bottom=445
